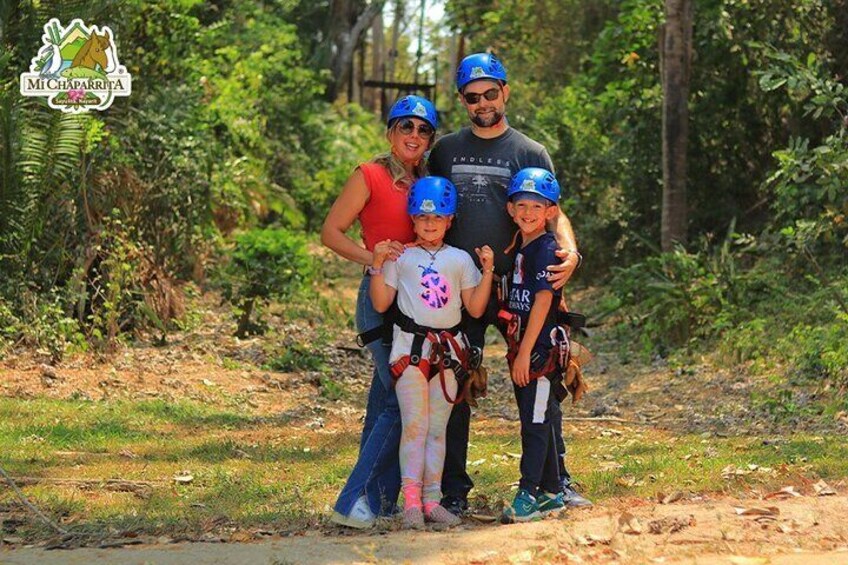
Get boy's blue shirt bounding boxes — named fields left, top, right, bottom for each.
left=506, top=231, right=562, bottom=364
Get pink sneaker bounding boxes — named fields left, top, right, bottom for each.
left=425, top=503, right=462, bottom=526
left=403, top=506, right=425, bottom=529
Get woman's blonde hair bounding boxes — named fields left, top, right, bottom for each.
left=370, top=120, right=433, bottom=187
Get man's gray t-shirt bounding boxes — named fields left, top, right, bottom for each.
left=428, top=127, right=555, bottom=275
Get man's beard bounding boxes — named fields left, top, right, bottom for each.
left=470, top=108, right=505, bottom=127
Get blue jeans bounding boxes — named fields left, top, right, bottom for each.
left=334, top=275, right=402, bottom=516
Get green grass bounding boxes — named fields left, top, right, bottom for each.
left=1, top=396, right=846, bottom=543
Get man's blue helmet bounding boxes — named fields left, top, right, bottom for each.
left=408, top=176, right=457, bottom=216
left=455, top=52, right=508, bottom=91
left=387, top=95, right=438, bottom=129
left=507, top=168, right=561, bottom=204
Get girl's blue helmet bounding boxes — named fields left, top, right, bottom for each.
left=507, top=168, right=561, bottom=204
left=455, top=52, right=508, bottom=91
left=387, top=95, right=438, bottom=129
left=408, top=176, right=457, bottom=216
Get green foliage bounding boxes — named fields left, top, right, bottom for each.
left=759, top=47, right=848, bottom=253
left=4, top=291, right=87, bottom=361
left=222, top=227, right=313, bottom=337
left=0, top=0, right=379, bottom=347
left=289, top=104, right=386, bottom=230
left=264, top=343, right=326, bottom=373
left=782, top=314, right=848, bottom=387
left=609, top=225, right=763, bottom=354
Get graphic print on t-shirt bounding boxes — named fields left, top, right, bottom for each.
left=451, top=163, right=511, bottom=206
left=512, top=254, right=524, bottom=285
left=419, top=264, right=451, bottom=309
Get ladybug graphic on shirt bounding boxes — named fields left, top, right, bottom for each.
left=419, top=264, right=451, bottom=309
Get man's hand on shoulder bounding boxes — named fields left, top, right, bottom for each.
left=546, top=249, right=581, bottom=290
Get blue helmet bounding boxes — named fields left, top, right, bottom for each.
left=455, top=52, right=508, bottom=91
left=408, top=176, right=457, bottom=216
left=507, top=168, right=561, bottom=204
left=387, top=95, right=438, bottom=129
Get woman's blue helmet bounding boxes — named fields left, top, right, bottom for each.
left=455, top=52, right=508, bottom=92
left=387, top=95, right=438, bottom=129
left=408, top=176, right=457, bottom=216
left=507, top=168, right=561, bottom=204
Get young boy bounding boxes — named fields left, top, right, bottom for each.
left=500, top=167, right=569, bottom=523
left=370, top=176, right=494, bottom=528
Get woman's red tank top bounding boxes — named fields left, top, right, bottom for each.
left=358, top=162, right=415, bottom=251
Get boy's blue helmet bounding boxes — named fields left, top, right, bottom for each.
left=408, top=176, right=457, bottom=216
left=455, top=52, right=508, bottom=91
left=507, top=168, right=561, bottom=204
left=387, top=95, right=438, bottom=129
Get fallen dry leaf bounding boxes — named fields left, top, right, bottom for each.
left=619, top=511, right=643, bottom=535
left=173, top=473, right=194, bottom=484
left=574, top=534, right=610, bottom=546
left=469, top=513, right=497, bottom=524
left=727, top=557, right=769, bottom=565
left=229, top=531, right=253, bottom=543
left=813, top=479, right=837, bottom=496
left=648, top=515, right=695, bottom=534
left=508, top=549, right=533, bottom=563
left=661, top=491, right=685, bottom=504
left=734, top=506, right=779, bottom=517
left=616, top=475, right=639, bottom=488
left=777, top=520, right=799, bottom=534
left=764, top=486, right=802, bottom=500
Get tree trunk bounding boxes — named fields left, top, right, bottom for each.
left=660, top=0, right=693, bottom=251
left=386, top=0, right=404, bottom=102
left=368, top=10, right=384, bottom=111
left=326, top=0, right=387, bottom=101
left=235, top=298, right=255, bottom=339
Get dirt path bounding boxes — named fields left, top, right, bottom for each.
left=2, top=264, right=846, bottom=563
left=3, top=494, right=847, bottom=564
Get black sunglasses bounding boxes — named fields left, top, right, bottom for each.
left=395, top=119, right=435, bottom=138
left=462, top=87, right=501, bottom=105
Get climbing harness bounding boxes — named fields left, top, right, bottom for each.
left=388, top=311, right=471, bottom=405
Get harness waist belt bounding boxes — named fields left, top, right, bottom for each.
left=393, top=310, right=462, bottom=337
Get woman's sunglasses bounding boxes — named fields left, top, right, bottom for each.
left=462, top=87, right=501, bottom=105
left=395, top=119, right=435, bottom=139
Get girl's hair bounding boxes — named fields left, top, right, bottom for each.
left=369, top=120, right=432, bottom=186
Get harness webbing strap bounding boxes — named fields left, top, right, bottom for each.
left=389, top=315, right=469, bottom=405
left=500, top=309, right=563, bottom=381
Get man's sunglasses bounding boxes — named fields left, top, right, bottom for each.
left=462, top=87, right=501, bottom=105
left=395, top=119, right=435, bottom=138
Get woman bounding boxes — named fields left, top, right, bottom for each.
left=321, top=95, right=438, bottom=528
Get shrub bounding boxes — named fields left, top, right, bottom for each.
left=222, top=227, right=313, bottom=337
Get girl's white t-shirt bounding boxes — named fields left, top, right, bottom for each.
left=383, top=245, right=481, bottom=329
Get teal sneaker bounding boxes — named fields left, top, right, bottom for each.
left=537, top=491, right=566, bottom=515
left=502, top=489, right=542, bottom=524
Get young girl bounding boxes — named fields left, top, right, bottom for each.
left=369, top=176, right=494, bottom=528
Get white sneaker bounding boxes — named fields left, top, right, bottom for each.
left=330, top=496, right=375, bottom=529
left=350, top=495, right=376, bottom=521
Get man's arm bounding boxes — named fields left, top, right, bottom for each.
left=546, top=208, right=580, bottom=290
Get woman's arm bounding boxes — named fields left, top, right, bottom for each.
left=320, top=168, right=373, bottom=266
left=369, top=240, right=399, bottom=313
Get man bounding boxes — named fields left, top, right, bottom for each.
left=428, top=52, right=592, bottom=515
